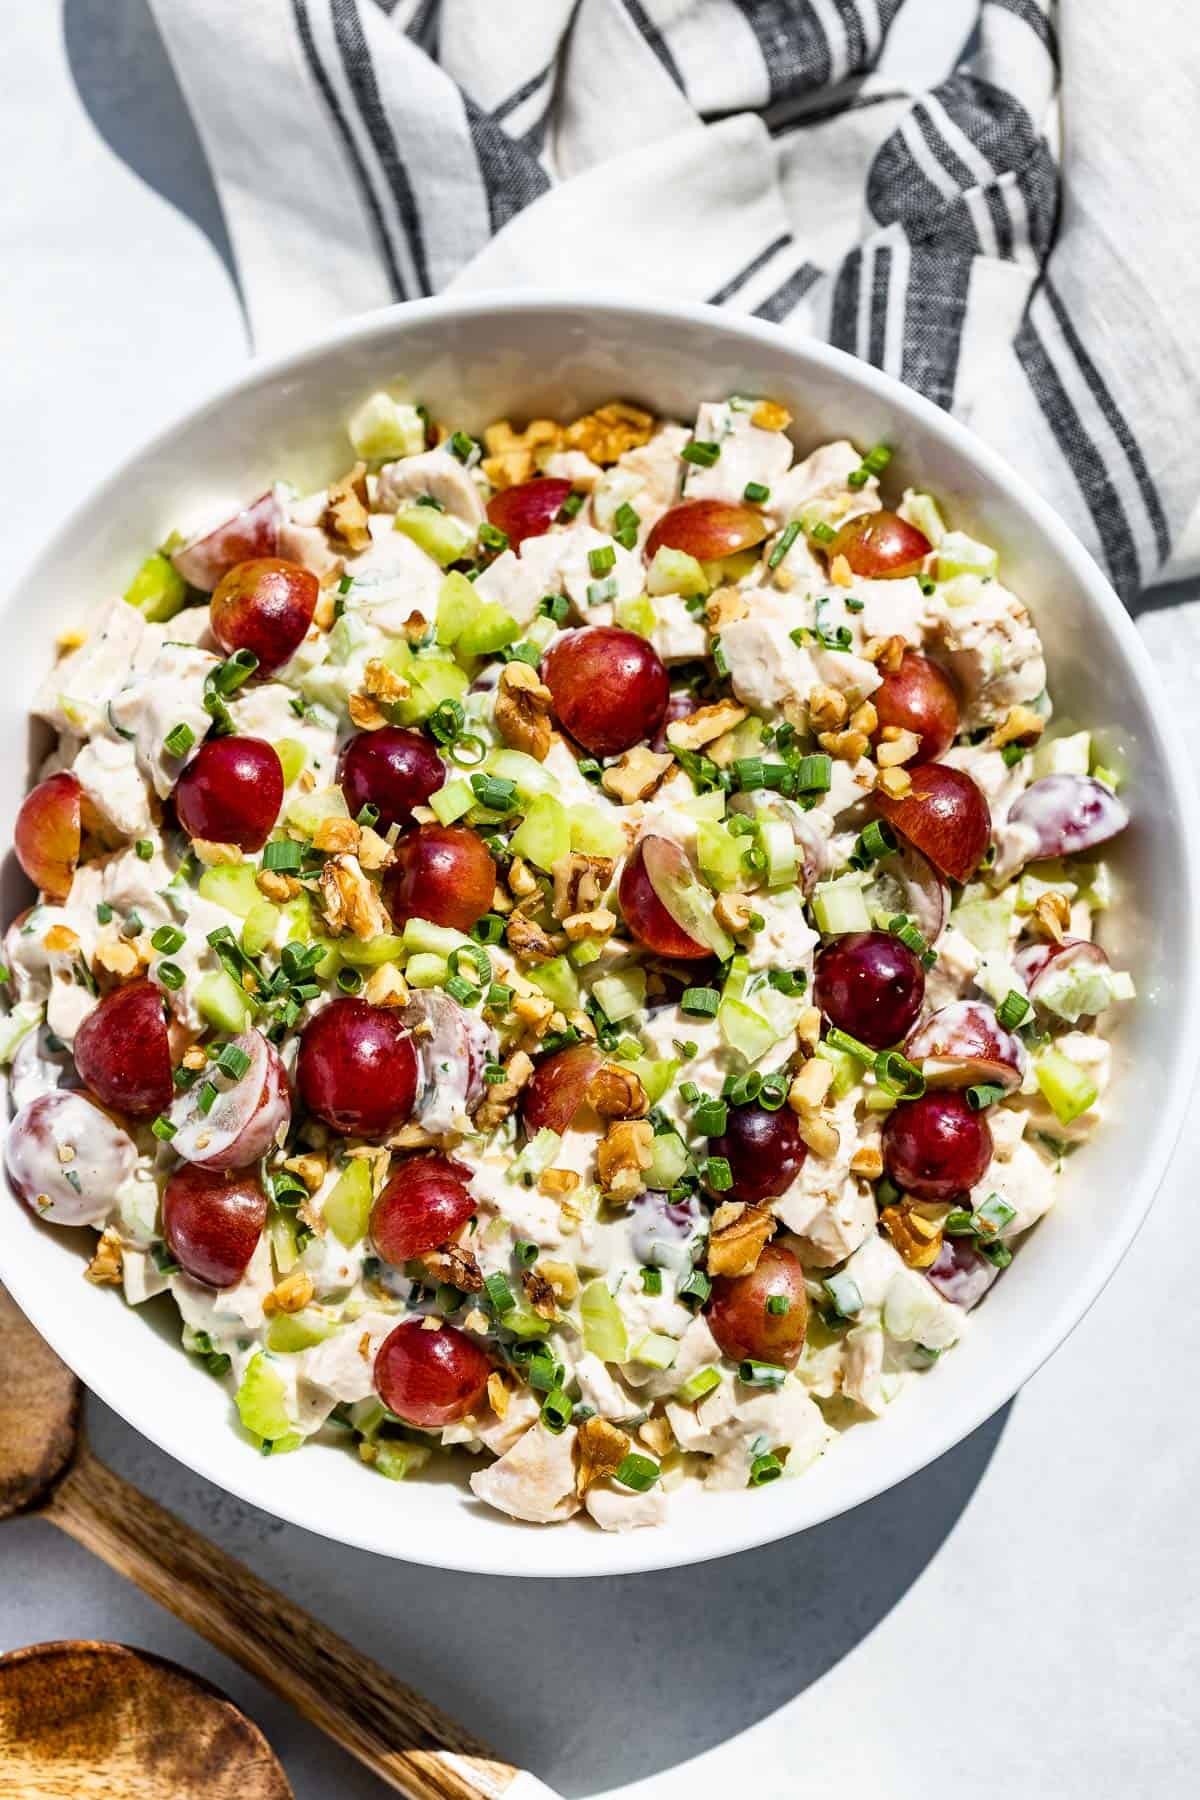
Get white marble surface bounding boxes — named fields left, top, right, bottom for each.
left=3, top=5, right=1199, bottom=1796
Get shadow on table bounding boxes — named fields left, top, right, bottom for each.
left=62, top=0, right=241, bottom=302
left=93, top=1398, right=1010, bottom=1797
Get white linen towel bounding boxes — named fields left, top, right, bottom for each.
left=146, top=0, right=1200, bottom=606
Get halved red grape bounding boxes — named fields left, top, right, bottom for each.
left=709, top=1103, right=805, bottom=1204
left=644, top=500, right=770, bottom=563
left=74, top=981, right=173, bottom=1118
left=875, top=763, right=991, bottom=884
left=383, top=825, right=495, bottom=933
left=400, top=990, right=495, bottom=1133
left=172, top=491, right=283, bottom=592
left=521, top=1042, right=604, bottom=1135
left=371, top=1154, right=475, bottom=1265
left=882, top=1092, right=992, bottom=1201
left=905, top=999, right=1024, bottom=1092
left=485, top=478, right=572, bottom=550
left=707, top=1243, right=809, bottom=1367
left=374, top=1319, right=492, bottom=1427
left=864, top=841, right=948, bottom=943
left=1007, top=774, right=1129, bottom=860
left=162, top=1163, right=267, bottom=1288
left=337, top=727, right=444, bottom=831
left=210, top=558, right=318, bottom=675
left=828, top=509, right=931, bottom=578
left=618, top=840, right=708, bottom=959
left=542, top=627, right=668, bottom=756
left=169, top=1029, right=290, bottom=1168
left=6, top=1092, right=136, bottom=1226
left=1014, top=938, right=1111, bottom=1016
left=173, top=736, right=283, bottom=853
left=14, top=771, right=82, bottom=900
left=296, top=999, right=418, bottom=1138
left=814, top=931, right=925, bottom=1051
left=652, top=692, right=697, bottom=754
left=872, top=651, right=959, bottom=762
left=924, top=1234, right=999, bottom=1309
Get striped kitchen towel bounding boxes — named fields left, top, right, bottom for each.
left=147, top=0, right=1200, bottom=606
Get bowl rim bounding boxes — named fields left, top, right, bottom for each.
left=3, top=288, right=1198, bottom=1578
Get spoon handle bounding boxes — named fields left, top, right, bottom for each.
left=45, top=1444, right=561, bottom=1800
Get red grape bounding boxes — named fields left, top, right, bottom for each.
left=874, top=763, right=991, bottom=884
left=210, top=558, right=318, bottom=675
left=542, top=627, right=668, bottom=756
left=872, top=651, right=959, bottom=762
left=296, top=999, right=418, bottom=1137
left=924, top=1234, right=999, bottom=1309
left=644, top=499, right=770, bottom=563
left=814, top=931, right=925, bottom=1051
left=383, top=825, right=495, bottom=933
left=14, top=771, right=82, bottom=901
left=906, top=999, right=1024, bottom=1091
left=170, top=1029, right=291, bottom=1167
left=521, top=1042, right=604, bottom=1135
left=1015, top=938, right=1110, bottom=1014
left=865, top=842, right=947, bottom=944
left=162, top=1163, right=267, bottom=1288
left=171, top=491, right=283, bottom=592
left=400, top=990, right=495, bottom=1132
left=828, top=509, right=931, bottom=579
left=173, top=737, right=283, bottom=853
left=882, top=1092, right=992, bottom=1201
left=6, top=1092, right=136, bottom=1226
left=707, top=1243, right=809, bottom=1367
left=652, top=691, right=695, bottom=754
left=371, top=1154, right=475, bottom=1265
left=485, top=478, right=572, bottom=549
left=73, top=981, right=173, bottom=1118
left=337, top=727, right=444, bottom=831
left=618, top=839, right=709, bottom=959
left=374, top=1319, right=492, bottom=1427
left=1007, top=774, right=1129, bottom=860
left=709, top=1102, right=805, bottom=1204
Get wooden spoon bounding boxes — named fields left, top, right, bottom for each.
left=0, top=1639, right=294, bottom=1798
left=0, top=1287, right=560, bottom=1800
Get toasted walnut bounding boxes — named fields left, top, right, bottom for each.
left=283, top=1152, right=327, bottom=1193
left=474, top=1049, right=535, bottom=1130
left=313, top=815, right=361, bottom=856
left=263, top=1269, right=315, bottom=1317
left=597, top=1118, right=654, bottom=1202
left=706, top=585, right=750, bottom=629
left=707, top=1201, right=776, bottom=1277
left=94, top=937, right=141, bottom=978
left=991, top=704, right=1046, bottom=749
left=349, top=658, right=411, bottom=732
left=586, top=1063, right=649, bottom=1120
left=829, top=554, right=854, bottom=589
left=539, top=1167, right=581, bottom=1198
left=638, top=1414, right=675, bottom=1457
left=494, top=661, right=554, bottom=762
left=865, top=634, right=907, bottom=674
left=191, top=838, right=244, bottom=867
left=257, top=867, right=301, bottom=902
left=511, top=990, right=555, bottom=1040
left=850, top=700, right=878, bottom=737
left=84, top=1227, right=124, bottom=1286
left=795, top=1006, right=822, bottom=1054
left=601, top=746, right=673, bottom=805
left=322, top=463, right=371, bottom=552
left=751, top=399, right=792, bottom=432
left=56, top=627, right=87, bottom=653
left=563, top=907, right=616, bottom=943
left=364, top=963, right=410, bottom=1008
left=818, top=727, right=870, bottom=763
left=43, top=924, right=81, bottom=955
left=788, top=1058, right=834, bottom=1113
left=808, top=684, right=849, bottom=733
left=422, top=1243, right=483, bottom=1293
left=1033, top=891, right=1071, bottom=943
left=505, top=857, right=540, bottom=903
left=666, top=699, right=748, bottom=753
left=564, top=401, right=654, bottom=466
left=348, top=692, right=386, bottom=731
left=575, top=1416, right=631, bottom=1494
left=313, top=589, right=338, bottom=632
left=522, top=1266, right=558, bottom=1320
left=876, top=765, right=913, bottom=799
left=357, top=826, right=395, bottom=873
left=538, top=1260, right=580, bottom=1305
left=795, top=1111, right=840, bottom=1160
left=487, top=1370, right=511, bottom=1419
left=481, top=418, right=563, bottom=490
left=388, top=1121, right=459, bottom=1152
left=850, top=1145, right=884, bottom=1180
left=181, top=1045, right=208, bottom=1071
left=505, top=910, right=558, bottom=965
left=319, top=853, right=391, bottom=941
left=881, top=1204, right=943, bottom=1269
left=714, top=892, right=754, bottom=934
left=876, top=726, right=921, bottom=767
left=552, top=851, right=615, bottom=921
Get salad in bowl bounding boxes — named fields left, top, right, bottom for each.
left=1, top=387, right=1133, bottom=1533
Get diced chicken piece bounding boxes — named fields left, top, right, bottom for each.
left=171, top=1236, right=275, bottom=1337
left=681, top=402, right=794, bottom=509
left=924, top=924, right=982, bottom=1011
left=122, top=1247, right=170, bottom=1308
left=771, top=439, right=881, bottom=525
left=790, top=1174, right=878, bottom=1268
left=743, top=893, right=818, bottom=974
left=376, top=448, right=486, bottom=525
left=649, top=592, right=709, bottom=664
left=842, top=1323, right=887, bottom=1415
left=171, top=490, right=284, bottom=591
left=472, top=535, right=563, bottom=628
left=341, top=515, right=443, bottom=631
left=942, top=743, right=1030, bottom=826
left=932, top=580, right=1046, bottom=729
left=541, top=450, right=603, bottom=491
left=298, top=1312, right=398, bottom=1403
left=613, top=424, right=690, bottom=521
left=720, top=590, right=880, bottom=720
left=280, top=511, right=343, bottom=583
left=556, top=528, right=643, bottom=620
left=108, top=642, right=218, bottom=799
left=574, top=1352, right=637, bottom=1421
left=585, top=1481, right=667, bottom=1532
left=667, top=1377, right=829, bottom=1490
left=476, top=1385, right=541, bottom=1455
left=971, top=1136, right=1057, bottom=1240
left=469, top=1421, right=582, bottom=1524
left=842, top=1231, right=909, bottom=1313
left=849, top=576, right=934, bottom=648
left=34, top=599, right=147, bottom=737
left=71, top=735, right=152, bottom=838
left=881, top=1266, right=963, bottom=1350
left=632, top=1314, right=723, bottom=1402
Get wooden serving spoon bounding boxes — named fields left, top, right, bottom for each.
left=0, top=1287, right=560, bottom=1800
left=0, top=1639, right=294, bottom=1798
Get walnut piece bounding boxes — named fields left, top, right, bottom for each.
left=537, top=1259, right=580, bottom=1304
left=283, top=1152, right=327, bottom=1193
left=876, top=726, right=921, bottom=767
left=880, top=1204, right=943, bottom=1269
left=876, top=765, right=913, bottom=799
left=563, top=401, right=654, bottom=466
left=585, top=1062, right=649, bottom=1120
left=666, top=699, right=748, bottom=754
left=494, top=660, right=554, bottom=761
left=262, top=1269, right=315, bottom=1317
left=575, top=1417, right=631, bottom=1494
left=714, top=892, right=754, bottom=935
left=597, top=1118, right=654, bottom=1202
left=539, top=1167, right=581, bottom=1198
left=348, top=658, right=411, bottom=732
left=601, top=745, right=673, bottom=804
left=751, top=400, right=792, bottom=432
left=422, top=1242, right=484, bottom=1293
left=257, top=868, right=301, bottom=902
left=364, top=964, right=411, bottom=1007
left=481, top=418, right=563, bottom=489
left=990, top=704, right=1045, bottom=750
left=322, top=463, right=372, bottom=552
left=551, top=851, right=614, bottom=921
left=706, top=1201, right=775, bottom=1277
left=84, top=1227, right=124, bottom=1286
left=1032, top=891, right=1071, bottom=943
left=818, top=726, right=870, bottom=763
left=505, top=910, right=559, bottom=965
left=191, top=839, right=243, bottom=866
left=319, top=853, right=391, bottom=941
left=706, top=585, right=749, bottom=629
left=562, top=907, right=616, bottom=943
left=94, top=937, right=142, bottom=978
left=788, top=1059, right=834, bottom=1113
left=313, top=815, right=361, bottom=856
left=808, top=684, right=849, bottom=733
left=487, top=1370, right=511, bottom=1419
left=474, top=1050, right=535, bottom=1131
left=849, top=1145, right=884, bottom=1180
left=865, top=634, right=907, bottom=674
left=521, top=1266, right=558, bottom=1320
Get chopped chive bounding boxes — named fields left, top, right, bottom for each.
left=693, top=1098, right=727, bottom=1137
left=766, top=1295, right=790, bottom=1316
left=681, top=987, right=720, bottom=1018
left=483, top=1271, right=515, bottom=1315
left=337, top=574, right=353, bottom=595
left=196, top=1080, right=218, bottom=1117
left=262, top=838, right=303, bottom=872
left=337, top=966, right=363, bottom=995
left=641, top=1267, right=663, bottom=1295
left=448, top=430, right=477, bottom=463
left=587, top=576, right=618, bottom=605
left=212, top=649, right=259, bottom=694
left=743, top=481, right=770, bottom=503
left=478, top=522, right=509, bottom=554
left=613, top=501, right=640, bottom=549
left=997, top=990, right=1032, bottom=1030
left=808, top=520, right=836, bottom=545
left=615, top=1453, right=660, bottom=1491
left=966, top=1082, right=1006, bottom=1111
left=738, top=1358, right=787, bottom=1389
left=135, top=840, right=154, bottom=861
left=156, top=961, right=185, bottom=991
left=150, top=924, right=185, bottom=954
left=768, top=520, right=801, bottom=569
left=96, top=902, right=113, bottom=925
left=151, top=1114, right=176, bottom=1142
left=845, top=596, right=864, bottom=612
left=704, top=1155, right=733, bottom=1192
left=539, top=593, right=570, bottom=623
left=557, top=491, right=585, bottom=521
left=164, top=722, right=196, bottom=758
left=681, top=440, right=720, bottom=468
left=588, top=544, right=616, bottom=577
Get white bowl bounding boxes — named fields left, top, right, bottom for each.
left=2, top=294, right=1197, bottom=1578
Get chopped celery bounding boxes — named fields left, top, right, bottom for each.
left=936, top=531, right=998, bottom=582
left=974, top=950, right=1026, bottom=1009
left=717, top=996, right=779, bottom=1063
left=272, top=738, right=308, bottom=787
left=696, top=819, right=744, bottom=893
left=581, top=1279, right=627, bottom=1362
left=1034, top=1048, right=1098, bottom=1124
left=486, top=747, right=556, bottom=800
left=593, top=967, right=647, bottom=1023
left=197, top=862, right=261, bottom=919
left=235, top=1353, right=291, bottom=1442
left=530, top=955, right=580, bottom=1011
left=816, top=1040, right=861, bottom=1099
left=1033, top=730, right=1090, bottom=779
left=509, top=793, right=571, bottom=872
left=332, top=933, right=406, bottom=967
left=406, top=952, right=448, bottom=988
left=722, top=953, right=751, bottom=1003
left=267, top=1309, right=337, bottom=1353
left=196, top=970, right=252, bottom=1034
left=347, top=391, right=425, bottom=461
left=268, top=1206, right=299, bottom=1274
left=510, top=1128, right=563, bottom=1185
left=951, top=887, right=1014, bottom=953
left=646, top=546, right=708, bottom=598
left=504, top=1306, right=552, bottom=1339
left=0, top=1002, right=43, bottom=1065
left=758, top=817, right=797, bottom=890
left=456, top=601, right=519, bottom=658
left=899, top=490, right=945, bottom=547
left=568, top=804, right=626, bottom=860
left=676, top=1366, right=721, bottom=1404
left=390, top=657, right=469, bottom=726
left=393, top=504, right=475, bottom=567
left=1034, top=961, right=1134, bottom=1025
left=631, top=1331, right=679, bottom=1370
left=627, top=1057, right=679, bottom=1105
left=372, top=1441, right=432, bottom=1481
left=430, top=778, right=474, bottom=826
left=678, top=789, right=727, bottom=822
left=1075, top=859, right=1113, bottom=912
left=435, top=571, right=478, bottom=645
left=647, top=1131, right=689, bottom=1191
left=324, top=1157, right=374, bottom=1246
left=569, top=938, right=605, bottom=968
left=614, top=593, right=657, bottom=637
left=703, top=547, right=760, bottom=585
left=124, top=551, right=187, bottom=623
left=811, top=875, right=871, bottom=936
left=286, top=783, right=350, bottom=838
left=241, top=899, right=280, bottom=957
left=401, top=917, right=470, bottom=959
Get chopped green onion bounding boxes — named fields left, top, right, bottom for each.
left=262, top=839, right=303, bottom=872
left=150, top=925, right=185, bottom=954
left=478, top=522, right=509, bottom=554
left=444, top=973, right=478, bottom=1006
left=448, top=430, right=477, bottom=463
left=822, top=1273, right=863, bottom=1317
left=980, top=1239, right=1013, bottom=1269
left=676, top=1366, right=721, bottom=1404
left=681, top=440, right=720, bottom=468
left=212, top=649, right=259, bottom=694
left=471, top=913, right=506, bottom=946
left=164, top=722, right=196, bottom=758
left=794, top=753, right=832, bottom=793
left=704, top=1155, right=732, bottom=1192
left=135, top=840, right=154, bottom=861
left=96, top=902, right=114, bottom=925
left=966, top=1082, right=1006, bottom=1110
left=693, top=1098, right=728, bottom=1137
left=485, top=983, right=513, bottom=1012
left=743, top=481, right=770, bottom=504
left=540, top=593, right=570, bottom=623
left=678, top=1268, right=711, bottom=1308
left=851, top=819, right=896, bottom=868
left=808, top=520, right=836, bottom=545
left=469, top=773, right=518, bottom=815
left=767, top=969, right=807, bottom=997
left=973, top=1193, right=1016, bottom=1236
left=997, top=990, right=1031, bottom=1030
left=427, top=699, right=465, bottom=745
left=514, top=1240, right=539, bottom=1268
left=483, top=1271, right=515, bottom=1315
left=337, top=967, right=363, bottom=995
left=767, top=521, right=801, bottom=569
left=888, top=912, right=936, bottom=967
left=613, top=502, right=641, bottom=549
left=156, top=961, right=185, bottom=991
left=196, top=1080, right=218, bottom=1117
left=588, top=544, right=616, bottom=577
left=873, top=1049, right=925, bottom=1100
left=1001, top=743, right=1026, bottom=768
left=557, top=492, right=585, bottom=522
left=215, top=1043, right=251, bottom=1080
left=615, top=1453, right=660, bottom=1491
left=845, top=596, right=864, bottom=612
left=641, top=1267, right=663, bottom=1295
left=750, top=1452, right=784, bottom=1485
left=681, top=987, right=720, bottom=1018
left=739, top=1359, right=786, bottom=1389
left=587, top=576, right=618, bottom=605
left=541, top=1388, right=573, bottom=1433
left=765, top=1295, right=790, bottom=1316
left=151, top=1114, right=176, bottom=1142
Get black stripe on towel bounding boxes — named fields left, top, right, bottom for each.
left=707, top=233, right=793, bottom=305
left=752, top=260, right=823, bottom=323
left=464, top=94, right=551, bottom=234
left=828, top=247, right=863, bottom=356
left=621, top=0, right=687, bottom=91
left=901, top=245, right=972, bottom=412
left=741, top=0, right=833, bottom=104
